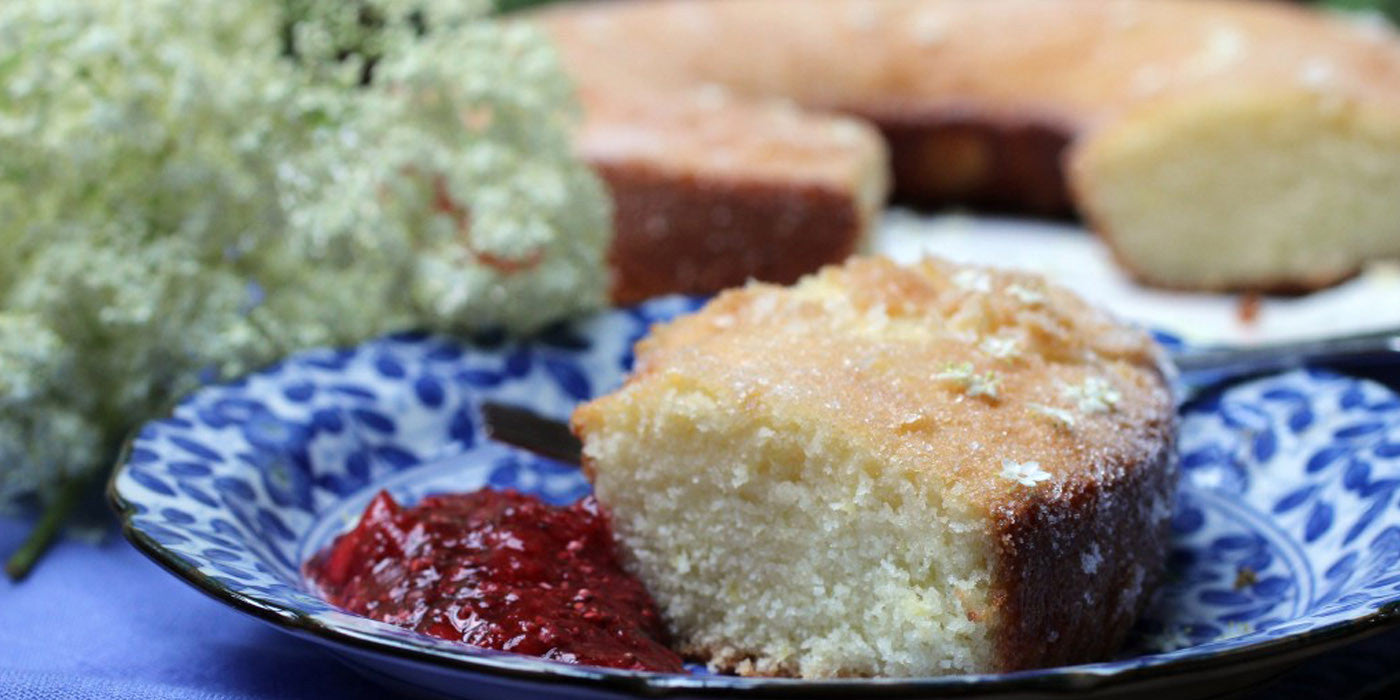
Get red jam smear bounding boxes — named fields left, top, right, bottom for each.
left=304, top=489, right=684, bottom=673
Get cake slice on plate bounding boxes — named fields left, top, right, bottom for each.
left=572, top=256, right=1177, bottom=677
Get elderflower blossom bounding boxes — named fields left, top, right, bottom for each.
left=932, top=362, right=1001, bottom=399
left=1061, top=377, right=1124, bottom=414
left=999, top=459, right=1051, bottom=487
left=1006, top=283, right=1046, bottom=305
left=979, top=335, right=1020, bottom=360
left=1028, top=403, right=1077, bottom=429
left=0, top=0, right=611, bottom=507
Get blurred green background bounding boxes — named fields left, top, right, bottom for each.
left=1324, top=0, right=1400, bottom=22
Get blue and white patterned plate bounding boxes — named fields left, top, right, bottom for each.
left=109, top=297, right=1400, bottom=699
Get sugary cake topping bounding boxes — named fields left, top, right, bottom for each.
left=620, top=256, right=1171, bottom=510
left=578, top=90, right=887, bottom=193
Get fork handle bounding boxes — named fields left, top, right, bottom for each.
left=1169, top=328, right=1400, bottom=385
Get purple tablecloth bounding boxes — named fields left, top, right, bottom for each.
left=0, top=519, right=386, bottom=700
left=5, top=364, right=1400, bottom=699
left=5, top=514, right=1400, bottom=699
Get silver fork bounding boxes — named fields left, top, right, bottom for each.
left=1170, top=328, right=1400, bottom=395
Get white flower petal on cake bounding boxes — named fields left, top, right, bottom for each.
left=999, top=459, right=1051, bottom=487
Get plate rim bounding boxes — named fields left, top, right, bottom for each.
left=105, top=336, right=1400, bottom=698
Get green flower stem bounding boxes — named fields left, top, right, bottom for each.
left=4, top=474, right=87, bottom=582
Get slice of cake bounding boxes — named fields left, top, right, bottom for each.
left=571, top=256, right=1177, bottom=678
left=579, top=89, right=889, bottom=304
left=1072, top=88, right=1400, bottom=292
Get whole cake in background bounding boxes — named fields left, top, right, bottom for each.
left=572, top=256, right=1179, bottom=677
left=535, top=0, right=1400, bottom=295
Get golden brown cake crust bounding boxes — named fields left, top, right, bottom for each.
left=619, top=256, right=1174, bottom=512
left=578, top=91, right=887, bottom=304
left=990, top=434, right=1176, bottom=670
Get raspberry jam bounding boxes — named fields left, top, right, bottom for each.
left=304, top=489, right=684, bottom=672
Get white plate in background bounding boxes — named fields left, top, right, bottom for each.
left=874, top=210, right=1400, bottom=347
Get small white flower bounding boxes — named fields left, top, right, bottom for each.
left=952, top=268, right=991, bottom=293
left=999, top=459, right=1051, bottom=487
left=975, top=376, right=1001, bottom=399
left=1006, top=283, right=1045, bottom=305
left=1061, top=377, right=1122, bottom=414
left=966, top=372, right=1000, bottom=399
left=932, top=362, right=974, bottom=383
left=979, top=335, right=1020, bottom=360
left=898, top=412, right=932, bottom=430
left=1028, top=403, right=1076, bottom=428
left=933, top=362, right=1000, bottom=400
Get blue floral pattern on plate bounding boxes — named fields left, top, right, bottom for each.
left=109, top=297, right=1400, bottom=699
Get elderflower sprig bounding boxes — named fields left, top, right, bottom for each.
left=0, top=0, right=611, bottom=576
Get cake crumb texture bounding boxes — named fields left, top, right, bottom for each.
left=572, top=256, right=1178, bottom=677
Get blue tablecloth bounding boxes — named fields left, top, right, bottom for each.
left=5, top=516, right=1400, bottom=699
left=0, top=519, right=386, bottom=700
left=5, top=364, right=1400, bottom=699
